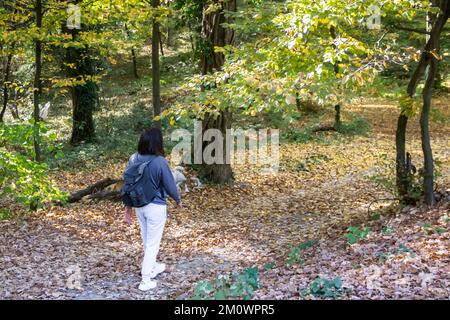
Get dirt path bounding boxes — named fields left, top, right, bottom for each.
left=1, top=99, right=449, bottom=299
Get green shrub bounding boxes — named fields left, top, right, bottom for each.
left=0, top=122, right=66, bottom=210
left=301, top=277, right=342, bottom=299
left=192, top=267, right=260, bottom=300
left=287, top=239, right=318, bottom=266
left=344, top=226, right=370, bottom=245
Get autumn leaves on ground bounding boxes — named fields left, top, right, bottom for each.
left=1, top=87, right=449, bottom=299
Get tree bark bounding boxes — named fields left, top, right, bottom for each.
left=67, top=178, right=121, bottom=203
left=421, top=57, right=436, bottom=205
left=65, top=21, right=97, bottom=144
left=198, top=0, right=236, bottom=184
left=33, top=0, right=42, bottom=161
left=395, top=114, right=412, bottom=204
left=0, top=51, right=13, bottom=123
left=419, top=0, right=448, bottom=205
left=152, top=0, right=161, bottom=126
left=199, top=109, right=233, bottom=183
left=131, top=48, right=139, bottom=79
left=330, top=25, right=341, bottom=130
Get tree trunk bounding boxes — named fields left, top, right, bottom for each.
left=64, top=15, right=97, bottom=144
left=70, top=82, right=96, bottom=144
left=395, top=0, right=449, bottom=205
left=131, top=48, right=139, bottom=79
left=0, top=51, right=13, bottom=123
left=152, top=0, right=161, bottom=126
left=159, top=30, right=164, bottom=56
left=330, top=25, right=341, bottom=130
left=199, top=109, right=233, bottom=183
left=395, top=114, right=412, bottom=204
left=418, top=0, right=448, bottom=205
left=198, top=0, right=236, bottom=183
left=200, top=0, right=236, bottom=74
left=125, top=24, right=139, bottom=79
left=421, top=57, right=436, bottom=205
left=33, top=0, right=42, bottom=161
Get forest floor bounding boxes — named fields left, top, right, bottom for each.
left=0, top=51, right=449, bottom=299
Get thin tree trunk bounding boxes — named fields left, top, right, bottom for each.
left=159, top=30, right=164, bottom=56
left=33, top=0, right=42, bottom=161
left=330, top=25, right=341, bottom=130
left=152, top=0, right=161, bottom=126
left=0, top=51, right=13, bottom=122
left=131, top=48, right=139, bottom=79
left=395, top=114, right=411, bottom=203
left=395, top=0, right=449, bottom=204
left=421, top=57, right=436, bottom=205
left=125, top=24, right=139, bottom=79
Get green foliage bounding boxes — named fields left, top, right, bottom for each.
left=0, top=123, right=66, bottom=210
left=301, top=277, right=342, bottom=299
left=344, top=226, right=370, bottom=245
left=0, top=150, right=67, bottom=210
left=192, top=267, right=260, bottom=300
left=0, top=208, right=13, bottom=220
left=263, top=262, right=275, bottom=270
left=287, top=239, right=318, bottom=267
left=430, top=108, right=449, bottom=125
left=0, top=121, right=64, bottom=160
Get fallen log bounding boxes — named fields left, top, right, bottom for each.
left=312, top=124, right=336, bottom=132
left=67, top=178, right=121, bottom=203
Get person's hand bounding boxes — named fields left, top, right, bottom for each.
left=124, top=207, right=133, bottom=225
left=177, top=201, right=183, bottom=209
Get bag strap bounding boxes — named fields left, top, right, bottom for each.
left=135, top=157, right=156, bottom=183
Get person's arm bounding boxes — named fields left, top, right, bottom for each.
left=124, top=206, right=133, bottom=224
left=160, top=159, right=182, bottom=205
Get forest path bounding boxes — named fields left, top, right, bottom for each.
left=1, top=98, right=449, bottom=299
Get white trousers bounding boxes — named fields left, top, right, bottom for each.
left=135, top=203, right=167, bottom=280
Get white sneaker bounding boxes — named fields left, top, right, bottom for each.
left=138, top=279, right=157, bottom=291
left=149, top=262, right=166, bottom=279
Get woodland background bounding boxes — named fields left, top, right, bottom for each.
left=0, top=0, right=449, bottom=299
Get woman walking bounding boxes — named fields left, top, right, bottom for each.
left=123, top=127, right=182, bottom=291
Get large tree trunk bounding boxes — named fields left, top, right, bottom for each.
left=199, top=109, right=233, bottom=183
left=152, top=0, right=161, bottom=126
left=199, top=0, right=236, bottom=184
left=65, top=23, right=97, bottom=144
left=33, top=0, right=42, bottom=161
left=200, top=0, right=236, bottom=74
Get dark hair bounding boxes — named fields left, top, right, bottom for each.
left=137, top=127, right=165, bottom=156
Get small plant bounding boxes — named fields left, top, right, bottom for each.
left=382, top=226, right=393, bottom=235
left=344, top=226, right=370, bottom=245
left=0, top=208, right=13, bottom=220
left=263, top=262, right=275, bottom=270
left=422, top=223, right=432, bottom=234
left=192, top=267, right=260, bottom=300
left=287, top=240, right=318, bottom=267
left=301, top=277, right=342, bottom=299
